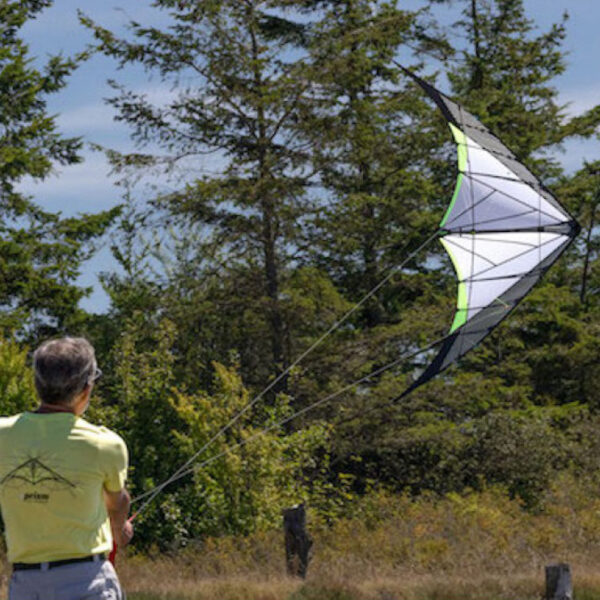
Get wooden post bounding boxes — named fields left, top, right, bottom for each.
left=283, top=503, right=312, bottom=578
left=545, top=564, right=573, bottom=600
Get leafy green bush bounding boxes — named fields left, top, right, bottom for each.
left=0, top=337, right=36, bottom=415
left=101, top=317, right=331, bottom=548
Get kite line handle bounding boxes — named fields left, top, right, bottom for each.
left=108, top=515, right=136, bottom=566
left=108, top=542, right=116, bottom=566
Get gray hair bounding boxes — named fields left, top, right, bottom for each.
left=33, top=337, right=97, bottom=406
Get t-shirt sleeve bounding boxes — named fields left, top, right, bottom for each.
left=100, top=432, right=128, bottom=492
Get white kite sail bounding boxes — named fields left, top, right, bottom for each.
left=398, top=68, right=579, bottom=396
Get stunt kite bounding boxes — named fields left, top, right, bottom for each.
left=397, top=67, right=579, bottom=398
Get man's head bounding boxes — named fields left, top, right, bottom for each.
left=33, top=337, right=98, bottom=408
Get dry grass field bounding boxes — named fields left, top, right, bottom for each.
left=117, top=562, right=600, bottom=600
left=117, top=482, right=600, bottom=600
left=3, top=482, right=600, bottom=599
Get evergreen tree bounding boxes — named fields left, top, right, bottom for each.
left=80, top=0, right=600, bottom=513
left=268, top=1, right=462, bottom=430
left=443, top=0, right=600, bottom=401
left=80, top=1, right=325, bottom=392
left=330, top=0, right=600, bottom=495
left=559, top=161, right=600, bottom=308
left=0, top=0, right=118, bottom=338
left=448, top=0, right=600, bottom=177
left=302, top=1, right=450, bottom=327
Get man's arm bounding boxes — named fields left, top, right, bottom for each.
left=104, top=488, right=134, bottom=547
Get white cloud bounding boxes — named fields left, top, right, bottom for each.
left=56, top=103, right=116, bottom=135
left=19, top=152, right=119, bottom=215
left=55, top=84, right=180, bottom=137
left=560, top=85, right=600, bottom=117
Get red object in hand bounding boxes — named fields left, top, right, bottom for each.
left=109, top=541, right=117, bottom=565
left=109, top=515, right=135, bottom=566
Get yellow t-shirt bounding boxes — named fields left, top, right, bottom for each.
left=0, top=412, right=128, bottom=563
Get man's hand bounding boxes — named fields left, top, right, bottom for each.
left=104, top=488, right=134, bottom=547
left=117, top=519, right=134, bottom=548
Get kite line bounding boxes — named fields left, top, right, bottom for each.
left=128, top=64, right=579, bottom=523
left=131, top=329, right=453, bottom=510
left=129, top=229, right=441, bottom=515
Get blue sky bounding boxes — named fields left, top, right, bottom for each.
left=19, top=1, right=600, bottom=313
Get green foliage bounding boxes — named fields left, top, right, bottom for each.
left=0, top=336, right=36, bottom=414
left=96, top=314, right=331, bottom=549
left=80, top=0, right=327, bottom=388
left=69, top=0, right=600, bottom=548
left=302, top=1, right=449, bottom=320
left=325, top=0, right=600, bottom=501
left=0, top=0, right=120, bottom=338
left=168, top=364, right=331, bottom=538
left=557, top=161, right=600, bottom=310
left=447, top=0, right=600, bottom=177
left=0, top=0, right=599, bottom=570
left=74, top=0, right=600, bottom=539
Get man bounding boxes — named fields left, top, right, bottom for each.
left=0, top=337, right=133, bottom=600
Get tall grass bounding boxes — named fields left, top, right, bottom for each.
left=113, top=476, right=600, bottom=599
left=4, top=476, right=600, bottom=599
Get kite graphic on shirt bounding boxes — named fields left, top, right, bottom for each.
left=1, top=456, right=76, bottom=492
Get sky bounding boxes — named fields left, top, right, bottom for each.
left=18, top=0, right=600, bottom=313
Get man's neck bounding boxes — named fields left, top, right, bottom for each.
left=35, top=403, right=75, bottom=414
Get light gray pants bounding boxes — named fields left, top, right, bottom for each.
left=8, top=557, right=123, bottom=600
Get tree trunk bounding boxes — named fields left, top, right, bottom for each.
left=249, top=4, right=287, bottom=390
left=470, top=0, right=484, bottom=89
left=580, top=186, right=600, bottom=306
